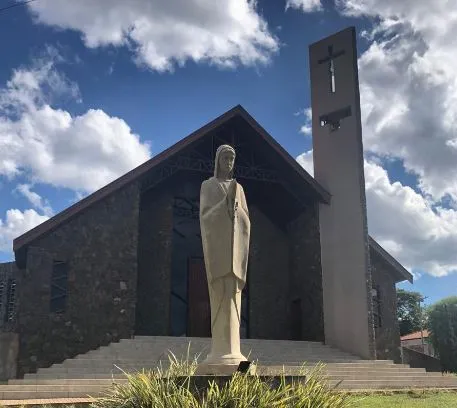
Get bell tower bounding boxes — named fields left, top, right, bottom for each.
left=309, top=27, right=375, bottom=359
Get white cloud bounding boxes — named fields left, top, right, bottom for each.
left=0, top=50, right=151, bottom=193
left=14, top=184, right=53, bottom=217
left=294, top=0, right=457, bottom=277
left=334, top=0, right=457, bottom=203
left=299, top=107, right=313, bottom=135
left=286, top=0, right=323, bottom=12
left=26, top=0, right=279, bottom=72
left=364, top=161, right=457, bottom=277
left=297, top=150, right=314, bottom=175
left=0, top=209, right=49, bottom=253
left=297, top=152, right=457, bottom=277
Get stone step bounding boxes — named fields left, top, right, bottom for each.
left=57, top=360, right=409, bottom=370
left=51, top=361, right=423, bottom=371
left=3, top=377, right=457, bottom=399
left=38, top=360, right=386, bottom=374
left=86, top=350, right=360, bottom=358
left=61, top=360, right=413, bottom=369
left=0, top=387, right=108, bottom=400
left=32, top=361, right=404, bottom=376
left=107, top=345, right=352, bottom=353
left=25, top=370, right=427, bottom=380
left=99, top=342, right=354, bottom=350
left=30, top=368, right=432, bottom=379
left=7, top=374, right=449, bottom=388
left=78, top=350, right=364, bottom=357
left=11, top=371, right=441, bottom=385
left=129, top=336, right=325, bottom=345
left=12, top=373, right=448, bottom=384
left=73, top=355, right=361, bottom=362
left=24, top=365, right=420, bottom=377
left=333, top=379, right=457, bottom=390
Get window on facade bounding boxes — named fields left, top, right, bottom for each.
left=6, top=279, right=17, bottom=323
left=0, top=277, right=6, bottom=324
left=372, top=286, right=382, bottom=328
left=50, top=261, right=68, bottom=313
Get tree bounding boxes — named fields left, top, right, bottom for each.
left=397, top=289, right=425, bottom=336
left=428, top=296, right=457, bottom=373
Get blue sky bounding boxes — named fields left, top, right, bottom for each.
left=0, top=0, right=456, bottom=306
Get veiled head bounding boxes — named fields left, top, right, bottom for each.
left=214, top=144, right=236, bottom=179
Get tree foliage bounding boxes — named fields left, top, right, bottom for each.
left=428, top=296, right=457, bottom=373
left=397, top=289, right=425, bottom=336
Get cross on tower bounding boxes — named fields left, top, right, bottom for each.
left=318, top=45, right=345, bottom=93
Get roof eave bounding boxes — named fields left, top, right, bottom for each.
left=369, top=236, right=413, bottom=283
left=13, top=105, right=329, bottom=253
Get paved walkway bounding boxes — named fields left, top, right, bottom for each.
left=0, top=397, right=95, bottom=406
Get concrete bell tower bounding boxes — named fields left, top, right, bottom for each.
left=309, top=27, right=376, bottom=359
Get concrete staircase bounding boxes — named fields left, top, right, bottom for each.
left=2, top=336, right=457, bottom=400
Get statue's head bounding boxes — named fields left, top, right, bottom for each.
left=214, top=144, right=236, bottom=180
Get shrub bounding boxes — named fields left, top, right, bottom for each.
left=92, top=351, right=352, bottom=408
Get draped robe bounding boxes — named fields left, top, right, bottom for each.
left=199, top=176, right=250, bottom=363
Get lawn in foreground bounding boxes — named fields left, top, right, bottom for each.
left=350, top=392, right=457, bottom=408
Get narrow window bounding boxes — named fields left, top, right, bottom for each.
left=6, top=278, right=17, bottom=323
left=50, top=261, right=68, bottom=313
left=0, top=277, right=6, bottom=324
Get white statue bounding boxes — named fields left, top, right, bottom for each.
left=199, top=144, right=250, bottom=366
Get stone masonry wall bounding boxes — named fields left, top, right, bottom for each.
left=0, top=262, right=19, bottom=332
left=135, top=185, right=174, bottom=336
left=16, top=182, right=140, bottom=377
left=370, top=250, right=401, bottom=362
left=287, top=203, right=324, bottom=342
left=248, top=206, right=290, bottom=340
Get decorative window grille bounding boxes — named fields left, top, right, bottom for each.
left=50, top=261, right=68, bottom=313
left=372, top=286, right=382, bottom=329
left=0, top=276, right=6, bottom=325
left=6, top=279, right=17, bottom=323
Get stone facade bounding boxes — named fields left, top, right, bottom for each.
left=0, top=332, right=18, bottom=381
left=0, top=262, right=18, bottom=333
left=287, top=203, right=324, bottom=342
left=248, top=206, right=290, bottom=340
left=370, top=249, right=401, bottom=362
left=135, top=185, right=174, bottom=336
left=16, top=182, right=140, bottom=376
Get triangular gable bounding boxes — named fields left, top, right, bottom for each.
left=13, top=105, right=330, bottom=252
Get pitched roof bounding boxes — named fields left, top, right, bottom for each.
left=12, top=105, right=414, bottom=286
left=401, top=330, right=429, bottom=341
left=13, top=105, right=330, bottom=252
left=369, top=236, right=413, bottom=283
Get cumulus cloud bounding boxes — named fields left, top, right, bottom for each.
left=365, top=161, right=457, bottom=277
left=299, top=107, right=313, bottom=135
left=286, top=0, right=323, bottom=12
left=0, top=49, right=151, bottom=193
left=26, top=0, right=279, bottom=72
left=14, top=184, right=53, bottom=217
left=294, top=0, right=457, bottom=277
left=297, top=150, right=314, bottom=175
left=297, top=152, right=457, bottom=277
left=0, top=209, right=49, bottom=254
left=335, top=0, right=457, bottom=204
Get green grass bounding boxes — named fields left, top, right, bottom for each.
left=349, top=391, right=457, bottom=407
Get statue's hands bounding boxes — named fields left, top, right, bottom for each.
left=228, top=180, right=237, bottom=201
left=227, top=181, right=237, bottom=220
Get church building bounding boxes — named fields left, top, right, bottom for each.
left=0, top=27, right=412, bottom=378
